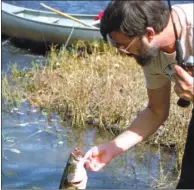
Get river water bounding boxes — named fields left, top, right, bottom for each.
left=2, top=0, right=192, bottom=189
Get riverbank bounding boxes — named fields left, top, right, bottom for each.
left=2, top=42, right=192, bottom=170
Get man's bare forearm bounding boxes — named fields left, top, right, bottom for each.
left=109, top=106, right=167, bottom=157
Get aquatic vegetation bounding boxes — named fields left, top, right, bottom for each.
left=2, top=41, right=192, bottom=170
left=2, top=72, right=23, bottom=111
left=150, top=145, right=179, bottom=188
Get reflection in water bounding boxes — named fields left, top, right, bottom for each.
left=2, top=101, right=178, bottom=189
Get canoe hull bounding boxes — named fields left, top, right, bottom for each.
left=2, top=3, right=102, bottom=45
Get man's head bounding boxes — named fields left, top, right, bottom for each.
left=100, top=0, right=170, bottom=66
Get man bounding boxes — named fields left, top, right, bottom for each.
left=84, top=1, right=194, bottom=188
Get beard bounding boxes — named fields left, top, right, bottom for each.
left=131, top=42, right=159, bottom=67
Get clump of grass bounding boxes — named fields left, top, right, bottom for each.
left=2, top=71, right=23, bottom=111
left=2, top=41, right=192, bottom=168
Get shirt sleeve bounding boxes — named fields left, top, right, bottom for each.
left=143, top=61, right=170, bottom=89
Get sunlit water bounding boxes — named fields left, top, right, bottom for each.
left=2, top=0, right=191, bottom=188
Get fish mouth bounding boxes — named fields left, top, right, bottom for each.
left=70, top=175, right=87, bottom=187
left=71, top=148, right=84, bottom=161
left=71, top=180, right=83, bottom=185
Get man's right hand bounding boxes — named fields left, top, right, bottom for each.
left=84, top=143, right=115, bottom=172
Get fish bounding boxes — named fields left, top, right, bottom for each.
left=59, top=148, right=88, bottom=189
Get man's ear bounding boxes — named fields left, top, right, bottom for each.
left=145, top=27, right=155, bottom=42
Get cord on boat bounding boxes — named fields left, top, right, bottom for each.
left=41, top=31, right=49, bottom=52
left=64, top=26, right=75, bottom=49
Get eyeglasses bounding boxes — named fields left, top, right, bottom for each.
left=119, top=37, right=138, bottom=54
left=107, top=35, right=138, bottom=54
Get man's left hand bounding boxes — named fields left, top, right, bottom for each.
left=174, top=65, right=194, bottom=103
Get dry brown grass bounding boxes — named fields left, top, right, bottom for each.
left=2, top=42, right=192, bottom=168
